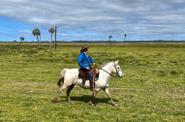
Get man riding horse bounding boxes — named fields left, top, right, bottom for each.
left=51, top=46, right=123, bottom=106
left=52, top=47, right=123, bottom=105
left=77, top=46, right=96, bottom=92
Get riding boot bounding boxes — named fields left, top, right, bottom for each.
left=90, top=82, right=96, bottom=105
left=82, top=77, right=86, bottom=86
left=89, top=80, right=94, bottom=91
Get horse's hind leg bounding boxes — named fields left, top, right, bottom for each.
left=103, top=88, right=117, bottom=106
left=52, top=84, right=67, bottom=103
left=66, top=84, right=75, bottom=102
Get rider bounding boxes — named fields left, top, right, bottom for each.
left=77, top=46, right=95, bottom=91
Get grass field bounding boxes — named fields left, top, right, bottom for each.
left=0, top=43, right=185, bottom=122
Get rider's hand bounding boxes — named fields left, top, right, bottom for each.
left=92, top=63, right=97, bottom=67
left=85, top=67, right=90, bottom=70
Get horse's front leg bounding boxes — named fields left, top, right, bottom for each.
left=103, top=88, right=117, bottom=106
left=89, top=90, right=98, bottom=106
left=89, top=87, right=101, bottom=106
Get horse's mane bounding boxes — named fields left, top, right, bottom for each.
left=100, top=61, right=112, bottom=68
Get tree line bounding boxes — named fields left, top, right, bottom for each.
left=19, top=27, right=127, bottom=49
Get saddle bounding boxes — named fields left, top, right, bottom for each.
left=78, top=67, right=99, bottom=85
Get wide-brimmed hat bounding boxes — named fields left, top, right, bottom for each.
left=81, top=46, right=89, bottom=51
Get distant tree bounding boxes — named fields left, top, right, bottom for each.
left=48, top=27, right=55, bottom=48
left=32, top=28, right=41, bottom=46
left=19, top=36, right=24, bottom=45
left=109, top=35, right=112, bottom=41
left=124, top=34, right=127, bottom=43
left=20, top=36, right=25, bottom=42
left=54, top=26, right=57, bottom=51
left=108, top=35, right=112, bottom=45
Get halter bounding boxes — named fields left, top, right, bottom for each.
left=100, top=62, right=121, bottom=78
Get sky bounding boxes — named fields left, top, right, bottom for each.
left=0, top=0, right=185, bottom=42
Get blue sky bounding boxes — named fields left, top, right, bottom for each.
left=0, top=0, right=185, bottom=41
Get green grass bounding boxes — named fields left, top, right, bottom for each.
left=0, top=43, right=185, bottom=122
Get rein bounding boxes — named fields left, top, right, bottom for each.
left=95, top=63, right=120, bottom=78
left=96, top=62, right=120, bottom=78
left=99, top=67, right=116, bottom=77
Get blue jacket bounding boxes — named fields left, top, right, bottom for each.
left=77, top=52, right=94, bottom=69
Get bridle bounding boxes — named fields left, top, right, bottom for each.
left=100, top=63, right=121, bottom=78
left=114, top=63, right=121, bottom=77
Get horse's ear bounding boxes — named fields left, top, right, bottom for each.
left=115, top=60, right=119, bottom=64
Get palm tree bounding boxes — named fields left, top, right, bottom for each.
left=108, top=35, right=112, bottom=45
left=124, top=34, right=127, bottom=43
left=32, top=28, right=41, bottom=46
left=109, top=35, right=112, bottom=42
left=48, top=27, right=55, bottom=48
left=54, top=26, right=57, bottom=51
left=19, top=36, right=24, bottom=45
left=20, top=36, right=24, bottom=42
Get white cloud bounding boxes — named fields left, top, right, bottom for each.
left=0, top=0, right=185, bottom=40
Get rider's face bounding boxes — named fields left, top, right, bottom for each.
left=85, top=49, right=88, bottom=53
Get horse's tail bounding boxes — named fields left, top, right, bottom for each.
left=57, top=69, right=67, bottom=87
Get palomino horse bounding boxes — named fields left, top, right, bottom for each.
left=52, top=60, right=124, bottom=106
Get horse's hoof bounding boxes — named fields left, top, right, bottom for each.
left=51, top=98, right=59, bottom=103
left=68, top=100, right=74, bottom=104
left=111, top=102, right=118, bottom=107
left=88, top=101, right=96, bottom=106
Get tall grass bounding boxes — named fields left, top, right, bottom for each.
left=0, top=43, right=185, bottom=121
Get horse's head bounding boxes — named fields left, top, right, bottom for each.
left=112, top=60, right=124, bottom=77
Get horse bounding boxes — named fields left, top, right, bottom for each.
left=52, top=60, right=124, bottom=106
